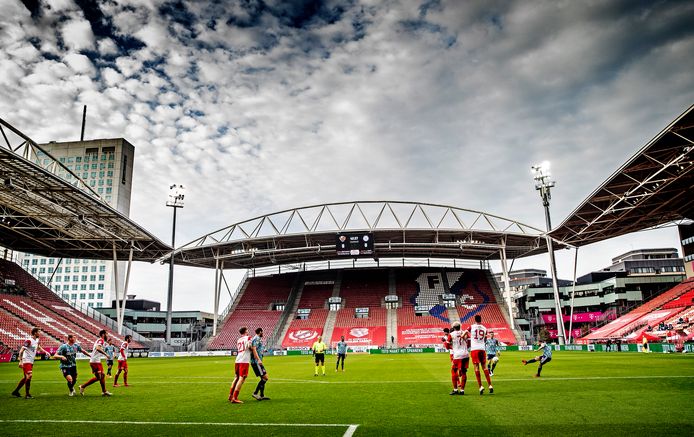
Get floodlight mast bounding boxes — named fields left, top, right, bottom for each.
left=532, top=162, right=567, bottom=345
left=165, top=184, right=185, bottom=345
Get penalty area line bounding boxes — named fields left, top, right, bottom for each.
left=0, top=420, right=360, bottom=436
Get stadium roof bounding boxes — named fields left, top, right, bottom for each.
left=550, top=105, right=694, bottom=247
left=165, top=201, right=562, bottom=269
left=0, top=117, right=171, bottom=261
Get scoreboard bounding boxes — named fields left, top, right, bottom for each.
left=336, top=233, right=374, bottom=256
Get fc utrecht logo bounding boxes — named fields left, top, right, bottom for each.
left=350, top=328, right=369, bottom=338
left=289, top=330, right=318, bottom=342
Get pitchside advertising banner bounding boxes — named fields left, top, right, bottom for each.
left=331, top=326, right=386, bottom=347
left=283, top=328, right=323, bottom=348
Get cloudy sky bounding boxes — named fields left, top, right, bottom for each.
left=1, top=0, right=693, bottom=312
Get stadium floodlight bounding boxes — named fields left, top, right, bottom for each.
left=531, top=162, right=567, bottom=345
left=165, top=184, right=185, bottom=344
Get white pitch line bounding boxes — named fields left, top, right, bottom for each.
left=0, top=419, right=359, bottom=436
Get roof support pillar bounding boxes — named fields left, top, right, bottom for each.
left=499, top=240, right=514, bottom=330
left=567, top=247, right=579, bottom=343
left=117, top=245, right=133, bottom=335
left=213, top=257, right=224, bottom=336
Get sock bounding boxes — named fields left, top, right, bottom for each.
left=314, top=366, right=318, bottom=374
left=229, top=380, right=238, bottom=399
left=67, top=380, right=72, bottom=391
left=99, top=377, right=106, bottom=392
left=25, top=379, right=31, bottom=395
left=526, top=358, right=536, bottom=364
left=474, top=370, right=482, bottom=387
left=114, top=372, right=119, bottom=384
left=14, top=377, right=26, bottom=393
left=451, top=370, right=458, bottom=389
left=259, top=379, right=266, bottom=397
left=83, top=376, right=98, bottom=387
left=537, top=364, right=543, bottom=376
left=254, top=380, right=262, bottom=394
left=483, top=369, right=492, bottom=385
left=321, top=365, right=325, bottom=375
left=460, top=373, right=467, bottom=390
left=233, top=389, right=240, bottom=400
left=492, top=362, right=497, bottom=372
left=124, top=373, right=128, bottom=385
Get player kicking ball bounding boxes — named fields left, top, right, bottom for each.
left=469, top=315, right=493, bottom=395
left=522, top=340, right=552, bottom=377
left=448, top=322, right=470, bottom=395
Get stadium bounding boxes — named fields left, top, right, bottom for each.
left=0, top=100, right=693, bottom=436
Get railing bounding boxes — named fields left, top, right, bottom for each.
left=219, top=270, right=249, bottom=320
left=248, top=258, right=489, bottom=278
left=267, top=273, right=303, bottom=349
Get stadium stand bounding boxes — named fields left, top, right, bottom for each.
left=340, top=270, right=389, bottom=308
left=580, top=278, right=694, bottom=341
left=297, top=284, right=333, bottom=309
left=0, top=308, right=60, bottom=350
left=0, top=259, right=143, bottom=348
left=208, top=275, right=295, bottom=350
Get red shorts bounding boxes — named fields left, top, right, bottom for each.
left=22, top=363, right=33, bottom=373
left=451, top=358, right=469, bottom=371
left=471, top=350, right=486, bottom=365
left=90, top=363, right=104, bottom=375
left=234, top=363, right=249, bottom=378
left=118, top=360, right=128, bottom=370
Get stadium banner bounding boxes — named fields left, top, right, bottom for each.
left=331, top=326, right=386, bottom=347
left=542, top=312, right=604, bottom=324
left=0, top=353, right=12, bottom=363
left=547, top=328, right=583, bottom=339
left=282, top=328, right=323, bottom=348
left=287, top=349, right=334, bottom=356
left=398, top=325, right=446, bottom=345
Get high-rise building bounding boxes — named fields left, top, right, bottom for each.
left=20, top=138, right=135, bottom=309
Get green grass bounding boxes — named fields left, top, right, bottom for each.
left=1, top=351, right=693, bottom=436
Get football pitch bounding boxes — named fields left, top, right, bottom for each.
left=1, top=351, right=693, bottom=436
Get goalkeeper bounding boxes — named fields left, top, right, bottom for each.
left=485, top=332, right=501, bottom=376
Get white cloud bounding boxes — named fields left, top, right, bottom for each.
left=63, top=53, right=95, bottom=76
left=61, top=18, right=95, bottom=51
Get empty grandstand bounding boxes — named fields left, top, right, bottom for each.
left=0, top=259, right=146, bottom=351
left=207, top=265, right=517, bottom=351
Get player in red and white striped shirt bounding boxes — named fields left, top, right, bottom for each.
left=229, top=327, right=252, bottom=404
left=79, top=329, right=112, bottom=396
left=470, top=315, right=493, bottom=395
left=113, top=335, right=132, bottom=387
left=12, top=327, right=53, bottom=399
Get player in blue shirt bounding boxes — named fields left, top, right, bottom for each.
left=53, top=334, right=91, bottom=396
left=335, top=336, right=347, bottom=372
left=104, top=338, right=116, bottom=376
left=522, top=341, right=553, bottom=377
left=250, top=327, right=270, bottom=401
left=485, top=332, right=500, bottom=376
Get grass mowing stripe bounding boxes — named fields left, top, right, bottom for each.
left=2, top=375, right=693, bottom=385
